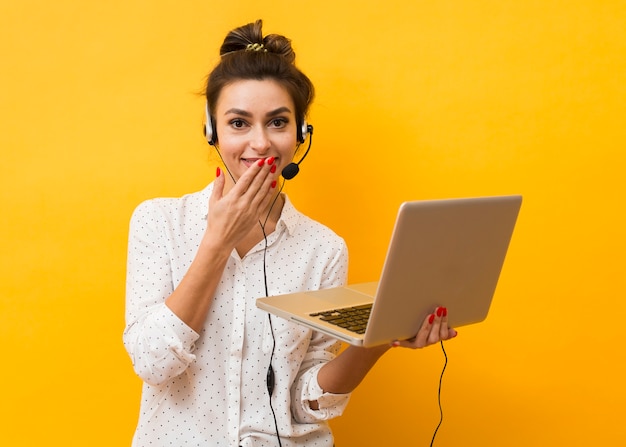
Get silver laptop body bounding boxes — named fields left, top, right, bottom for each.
left=256, top=195, right=522, bottom=347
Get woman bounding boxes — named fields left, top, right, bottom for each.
left=123, top=20, right=456, bottom=447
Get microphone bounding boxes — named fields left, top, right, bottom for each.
left=281, top=124, right=313, bottom=180
left=281, top=162, right=301, bottom=180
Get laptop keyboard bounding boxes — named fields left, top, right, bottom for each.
left=309, top=304, right=372, bottom=334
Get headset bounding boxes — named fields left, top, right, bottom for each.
left=204, top=103, right=313, bottom=180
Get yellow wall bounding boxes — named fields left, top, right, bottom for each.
left=1, top=1, right=624, bottom=445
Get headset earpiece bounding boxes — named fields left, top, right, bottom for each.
left=297, top=121, right=312, bottom=144
left=204, top=103, right=217, bottom=146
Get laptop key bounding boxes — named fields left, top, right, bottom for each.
left=310, top=304, right=372, bottom=334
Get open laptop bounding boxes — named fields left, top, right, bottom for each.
left=256, top=195, right=522, bottom=347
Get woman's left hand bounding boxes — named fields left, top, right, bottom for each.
left=391, top=307, right=458, bottom=349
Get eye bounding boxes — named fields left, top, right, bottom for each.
left=230, top=119, right=247, bottom=128
left=269, top=118, right=288, bottom=128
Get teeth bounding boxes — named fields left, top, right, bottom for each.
left=241, top=157, right=277, bottom=166
left=242, top=158, right=259, bottom=168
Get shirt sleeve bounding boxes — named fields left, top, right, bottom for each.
left=291, top=240, right=352, bottom=423
left=291, top=338, right=351, bottom=423
left=122, top=200, right=200, bottom=386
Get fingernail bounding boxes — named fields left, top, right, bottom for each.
left=216, top=167, right=221, bottom=177
left=429, top=314, right=435, bottom=324
left=267, top=156, right=275, bottom=165
left=258, top=159, right=265, bottom=167
left=437, top=307, right=444, bottom=317
left=442, top=307, right=448, bottom=317
left=270, top=164, right=277, bottom=173
left=271, top=180, right=277, bottom=188
left=391, top=341, right=400, bottom=347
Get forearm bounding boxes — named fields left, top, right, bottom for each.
left=165, top=235, right=231, bottom=333
left=316, top=344, right=390, bottom=395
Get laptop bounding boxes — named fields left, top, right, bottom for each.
left=256, top=195, right=522, bottom=347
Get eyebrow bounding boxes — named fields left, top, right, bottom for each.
left=223, top=106, right=293, bottom=118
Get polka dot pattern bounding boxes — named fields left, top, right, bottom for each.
left=123, top=182, right=350, bottom=446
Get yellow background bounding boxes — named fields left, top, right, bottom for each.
left=1, top=1, right=625, bottom=445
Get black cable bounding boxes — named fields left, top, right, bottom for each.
left=213, top=145, right=237, bottom=185
left=265, top=315, right=282, bottom=447
left=429, top=340, right=448, bottom=447
left=259, top=181, right=286, bottom=447
left=260, top=180, right=285, bottom=296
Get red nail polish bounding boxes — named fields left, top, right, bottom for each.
left=258, top=159, right=265, bottom=167
left=270, top=164, right=277, bottom=173
left=437, top=307, right=444, bottom=317
left=428, top=314, right=435, bottom=324
left=216, top=167, right=221, bottom=177
left=442, top=307, right=448, bottom=317
left=267, top=156, right=275, bottom=165
left=271, top=180, right=277, bottom=188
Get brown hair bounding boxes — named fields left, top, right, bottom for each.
left=205, top=20, right=314, bottom=141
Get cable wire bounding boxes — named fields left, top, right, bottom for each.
left=429, top=340, right=448, bottom=447
left=259, top=182, right=286, bottom=447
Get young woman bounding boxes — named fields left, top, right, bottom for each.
left=123, top=20, right=457, bottom=447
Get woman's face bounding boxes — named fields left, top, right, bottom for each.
left=214, top=79, right=299, bottom=183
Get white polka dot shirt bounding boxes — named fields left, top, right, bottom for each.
left=123, top=182, right=350, bottom=446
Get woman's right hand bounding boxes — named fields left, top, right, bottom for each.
left=206, top=157, right=279, bottom=249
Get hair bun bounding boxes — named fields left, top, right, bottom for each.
left=220, top=20, right=296, bottom=64
left=262, top=33, right=296, bottom=64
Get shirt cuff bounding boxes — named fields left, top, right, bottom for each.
left=155, top=304, right=200, bottom=351
left=148, top=304, right=199, bottom=360
left=303, top=365, right=351, bottom=420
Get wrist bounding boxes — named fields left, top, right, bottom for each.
left=198, top=233, right=232, bottom=259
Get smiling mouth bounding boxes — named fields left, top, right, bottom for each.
left=241, top=157, right=277, bottom=167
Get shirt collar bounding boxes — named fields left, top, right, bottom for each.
left=279, top=194, right=300, bottom=236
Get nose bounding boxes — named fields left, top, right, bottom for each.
left=249, top=126, right=271, bottom=154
